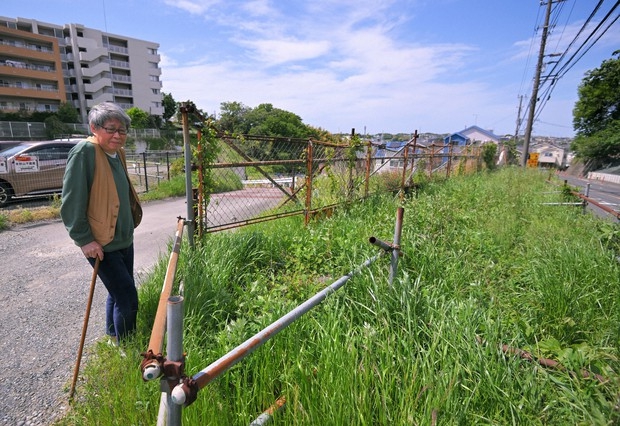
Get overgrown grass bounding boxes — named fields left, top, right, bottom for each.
left=56, top=167, right=620, bottom=425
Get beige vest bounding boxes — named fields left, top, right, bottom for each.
left=87, top=137, right=142, bottom=246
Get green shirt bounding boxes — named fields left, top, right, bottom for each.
left=61, top=141, right=134, bottom=252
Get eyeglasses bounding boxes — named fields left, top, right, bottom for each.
left=101, top=126, right=128, bottom=136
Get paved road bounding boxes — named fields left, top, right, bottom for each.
left=558, top=174, right=620, bottom=220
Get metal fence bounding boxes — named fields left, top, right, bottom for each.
left=195, top=132, right=483, bottom=233
left=126, top=150, right=184, bottom=193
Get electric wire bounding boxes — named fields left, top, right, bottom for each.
left=523, top=0, right=603, bottom=130
left=517, top=0, right=619, bottom=135
left=533, top=0, right=620, bottom=124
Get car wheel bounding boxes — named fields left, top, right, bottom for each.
left=0, top=182, right=13, bottom=207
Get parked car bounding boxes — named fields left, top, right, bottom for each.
left=0, top=141, right=21, bottom=152
left=0, top=140, right=78, bottom=206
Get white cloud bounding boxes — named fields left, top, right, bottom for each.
left=162, top=0, right=222, bottom=15
left=239, top=38, right=331, bottom=65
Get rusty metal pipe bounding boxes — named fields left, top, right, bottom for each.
left=171, top=250, right=385, bottom=405
left=572, top=189, right=620, bottom=220
left=142, top=218, right=185, bottom=381
left=250, top=396, right=287, bottom=426
left=368, top=236, right=395, bottom=252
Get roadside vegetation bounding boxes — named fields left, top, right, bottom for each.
left=56, top=167, right=620, bottom=425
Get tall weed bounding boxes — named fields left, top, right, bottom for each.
left=60, top=167, right=620, bottom=425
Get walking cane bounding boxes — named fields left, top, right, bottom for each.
left=69, top=257, right=100, bottom=400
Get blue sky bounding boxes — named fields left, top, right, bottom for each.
left=2, top=1, right=619, bottom=137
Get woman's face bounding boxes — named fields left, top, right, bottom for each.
left=91, top=118, right=128, bottom=154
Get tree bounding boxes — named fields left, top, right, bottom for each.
left=481, top=143, right=498, bottom=171
left=56, top=102, right=79, bottom=123
left=218, top=101, right=251, bottom=134
left=126, top=107, right=150, bottom=128
left=162, top=92, right=177, bottom=123
left=245, top=103, right=310, bottom=139
left=571, top=51, right=620, bottom=169
left=44, top=115, right=72, bottom=138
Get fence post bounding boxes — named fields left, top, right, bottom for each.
left=166, top=152, right=171, bottom=181
left=142, top=152, right=149, bottom=192
left=364, top=140, right=372, bottom=198
left=446, top=139, right=454, bottom=178
left=409, top=131, right=418, bottom=190
left=400, top=141, right=410, bottom=202
left=389, top=207, right=404, bottom=286
left=583, top=183, right=590, bottom=215
left=162, top=295, right=184, bottom=426
left=304, top=139, right=314, bottom=226
left=180, top=103, right=195, bottom=248
left=347, top=129, right=355, bottom=200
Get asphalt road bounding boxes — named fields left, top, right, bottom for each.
left=558, top=174, right=620, bottom=221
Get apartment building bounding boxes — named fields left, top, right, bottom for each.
left=0, top=16, right=163, bottom=122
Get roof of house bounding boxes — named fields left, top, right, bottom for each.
left=459, top=125, right=501, bottom=143
left=443, top=133, right=468, bottom=144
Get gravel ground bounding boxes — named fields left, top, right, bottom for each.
left=0, top=198, right=187, bottom=425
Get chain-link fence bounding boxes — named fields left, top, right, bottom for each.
left=125, top=150, right=183, bottom=193
left=193, top=133, right=483, bottom=233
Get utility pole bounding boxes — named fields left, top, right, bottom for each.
left=521, top=0, right=553, bottom=167
left=514, top=95, right=524, bottom=142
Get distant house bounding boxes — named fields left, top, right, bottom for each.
left=443, top=132, right=469, bottom=147
left=373, top=139, right=429, bottom=174
left=440, top=126, right=501, bottom=164
left=459, top=125, right=501, bottom=144
left=443, top=125, right=500, bottom=146
left=531, top=143, right=569, bottom=170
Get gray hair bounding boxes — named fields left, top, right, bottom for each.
left=88, top=102, right=131, bottom=129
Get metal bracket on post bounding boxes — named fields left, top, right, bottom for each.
left=368, top=207, right=405, bottom=286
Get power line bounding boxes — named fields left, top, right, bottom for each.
left=516, top=0, right=619, bottom=138
left=533, top=0, right=620, bottom=123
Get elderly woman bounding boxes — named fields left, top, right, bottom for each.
left=61, top=101, right=142, bottom=344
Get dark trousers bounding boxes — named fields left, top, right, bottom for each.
left=88, top=244, right=138, bottom=342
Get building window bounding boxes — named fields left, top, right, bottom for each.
left=147, top=47, right=158, bottom=55
left=152, top=88, right=159, bottom=95
left=149, top=75, right=159, bottom=82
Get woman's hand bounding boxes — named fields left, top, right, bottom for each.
left=81, top=241, right=104, bottom=260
